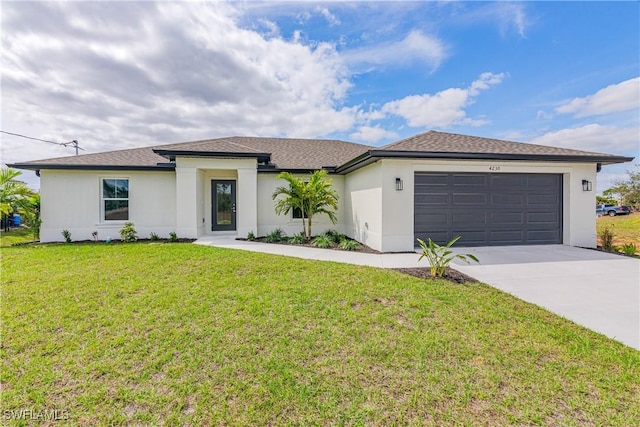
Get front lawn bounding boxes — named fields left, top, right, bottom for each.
left=597, top=212, right=640, bottom=248
left=0, top=227, right=34, bottom=247
left=1, top=243, right=638, bottom=425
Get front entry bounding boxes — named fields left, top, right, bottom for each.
left=211, top=180, right=236, bottom=231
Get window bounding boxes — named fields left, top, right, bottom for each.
left=292, top=207, right=307, bottom=219
left=102, top=178, right=129, bottom=221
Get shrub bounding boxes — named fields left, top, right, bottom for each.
left=600, top=227, right=614, bottom=251
left=119, top=222, right=138, bottom=243
left=311, top=235, right=334, bottom=248
left=417, top=236, right=479, bottom=278
left=622, top=243, right=636, bottom=255
left=324, top=229, right=344, bottom=244
left=149, top=232, right=160, bottom=241
left=265, top=228, right=286, bottom=243
left=247, top=231, right=256, bottom=241
left=339, top=238, right=361, bottom=251
left=61, top=229, right=72, bottom=243
left=169, top=232, right=178, bottom=243
left=288, top=233, right=305, bottom=244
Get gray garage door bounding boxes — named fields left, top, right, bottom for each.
left=414, top=173, right=562, bottom=246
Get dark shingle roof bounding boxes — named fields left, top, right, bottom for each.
left=379, top=130, right=627, bottom=158
left=154, top=136, right=373, bottom=170
left=9, top=131, right=632, bottom=173
left=10, top=146, right=167, bottom=168
left=10, top=137, right=373, bottom=171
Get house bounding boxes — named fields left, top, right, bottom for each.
left=9, top=130, right=632, bottom=252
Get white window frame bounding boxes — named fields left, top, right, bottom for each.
left=101, top=177, right=130, bottom=222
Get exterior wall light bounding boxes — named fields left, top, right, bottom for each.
left=582, top=179, right=592, bottom=191
left=395, top=177, right=403, bottom=191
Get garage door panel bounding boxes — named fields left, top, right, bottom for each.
left=415, top=194, right=449, bottom=205
left=527, top=194, right=559, bottom=205
left=453, top=174, right=487, bottom=186
left=416, top=230, right=450, bottom=243
left=415, top=212, right=448, bottom=225
left=492, top=175, right=525, bottom=187
left=527, top=212, right=559, bottom=223
left=452, top=211, right=487, bottom=225
left=526, top=230, right=560, bottom=242
left=491, top=193, right=524, bottom=205
left=452, top=193, right=487, bottom=205
left=492, top=211, right=524, bottom=224
left=414, top=172, right=562, bottom=246
left=527, top=175, right=558, bottom=186
left=415, top=174, right=448, bottom=186
left=490, top=230, right=525, bottom=243
left=456, top=231, right=489, bottom=245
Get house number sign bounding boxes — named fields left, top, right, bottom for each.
left=488, top=166, right=501, bottom=171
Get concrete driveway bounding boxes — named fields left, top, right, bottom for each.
left=451, top=245, right=640, bottom=350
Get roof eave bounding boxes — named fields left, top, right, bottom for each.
left=335, top=151, right=634, bottom=174
left=7, top=163, right=176, bottom=173
left=153, top=149, right=271, bottom=163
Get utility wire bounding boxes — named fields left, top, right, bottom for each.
left=1, top=130, right=85, bottom=155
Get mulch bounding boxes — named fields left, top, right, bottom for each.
left=394, top=267, right=479, bottom=284
left=238, top=237, right=384, bottom=254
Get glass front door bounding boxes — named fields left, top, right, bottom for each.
left=212, top=180, right=236, bottom=231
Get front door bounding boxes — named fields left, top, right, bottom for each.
left=211, top=180, right=236, bottom=231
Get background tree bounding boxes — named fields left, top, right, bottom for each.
left=604, top=165, right=640, bottom=208
left=596, top=194, right=617, bottom=205
left=1, top=167, right=34, bottom=232
left=272, top=170, right=338, bottom=240
left=21, top=194, right=41, bottom=242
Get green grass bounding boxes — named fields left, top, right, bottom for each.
left=597, top=212, right=640, bottom=247
left=0, top=227, right=34, bottom=247
left=1, top=243, right=639, bottom=425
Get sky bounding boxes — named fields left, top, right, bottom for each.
left=1, top=1, right=638, bottom=191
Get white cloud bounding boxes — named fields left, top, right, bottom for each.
left=529, top=124, right=639, bottom=155
left=555, top=77, right=640, bottom=118
left=1, top=1, right=357, bottom=172
left=536, top=110, right=553, bottom=120
left=316, top=6, right=340, bottom=27
left=350, top=126, right=398, bottom=144
left=498, top=2, right=528, bottom=38
left=342, top=30, right=447, bottom=72
left=380, top=72, right=506, bottom=128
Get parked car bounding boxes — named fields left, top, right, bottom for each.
left=596, top=204, right=631, bottom=216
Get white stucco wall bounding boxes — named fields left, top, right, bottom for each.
left=37, top=156, right=600, bottom=251
left=343, top=162, right=383, bottom=250
left=257, top=173, right=345, bottom=238
left=39, top=170, right=176, bottom=242
left=367, top=159, right=598, bottom=252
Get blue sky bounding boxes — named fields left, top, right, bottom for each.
left=1, top=1, right=638, bottom=190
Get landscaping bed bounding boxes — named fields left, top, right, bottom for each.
left=395, top=267, right=479, bottom=284
left=240, top=229, right=383, bottom=254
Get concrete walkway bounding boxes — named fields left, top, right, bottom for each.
left=194, top=235, right=425, bottom=268
left=450, top=245, right=640, bottom=350
left=195, top=237, right=640, bottom=350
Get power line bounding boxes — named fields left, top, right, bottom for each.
left=1, top=130, right=85, bottom=155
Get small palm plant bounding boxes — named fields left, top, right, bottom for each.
left=272, top=170, right=338, bottom=241
left=417, top=236, right=479, bottom=277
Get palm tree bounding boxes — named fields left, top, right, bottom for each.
left=273, top=172, right=308, bottom=237
left=303, top=170, right=338, bottom=239
left=1, top=167, right=34, bottom=231
left=272, top=170, right=338, bottom=240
